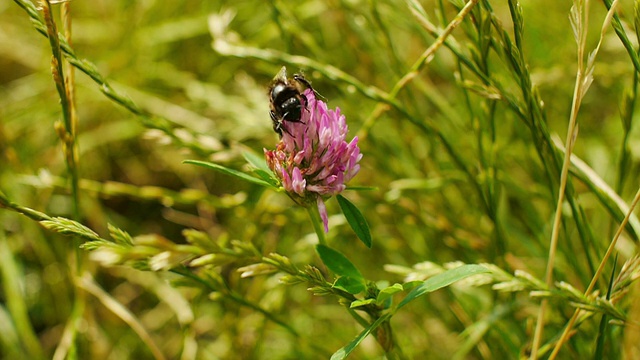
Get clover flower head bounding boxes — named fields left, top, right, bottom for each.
left=264, top=89, right=362, bottom=232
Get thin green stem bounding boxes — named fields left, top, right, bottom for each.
left=532, top=2, right=620, bottom=357
left=305, top=202, right=404, bottom=356
left=0, top=190, right=52, bottom=222
left=346, top=306, right=370, bottom=329
left=61, top=1, right=80, bottom=221
left=617, top=75, right=636, bottom=194
left=40, top=0, right=80, bottom=221
left=306, top=205, right=327, bottom=246
left=593, top=255, right=617, bottom=359
left=531, top=4, right=588, bottom=356
left=38, top=6, right=87, bottom=359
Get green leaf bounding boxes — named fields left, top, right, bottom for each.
left=184, top=160, right=274, bottom=188
left=330, top=313, right=391, bottom=360
left=242, top=151, right=279, bottom=186
left=376, top=283, right=404, bottom=304
left=336, top=195, right=372, bottom=248
left=402, top=280, right=423, bottom=291
left=350, top=299, right=376, bottom=309
left=242, top=151, right=271, bottom=174
left=334, top=276, right=365, bottom=295
left=316, top=245, right=365, bottom=282
left=397, top=265, right=488, bottom=310
left=252, top=169, right=280, bottom=186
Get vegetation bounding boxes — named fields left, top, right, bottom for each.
left=2, top=0, right=640, bottom=358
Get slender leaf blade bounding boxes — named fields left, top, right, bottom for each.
left=330, top=314, right=391, bottom=360
left=184, top=160, right=274, bottom=188
left=336, top=195, right=372, bottom=248
left=242, top=150, right=272, bottom=174
left=397, top=265, right=488, bottom=310
left=252, top=168, right=280, bottom=187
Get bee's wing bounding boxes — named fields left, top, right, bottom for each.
left=273, top=66, right=288, bottom=82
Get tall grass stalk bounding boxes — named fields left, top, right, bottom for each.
left=40, top=0, right=79, bottom=219
left=531, top=1, right=619, bottom=357
left=550, top=186, right=640, bottom=358
left=530, top=0, right=590, bottom=356
left=40, top=2, right=87, bottom=359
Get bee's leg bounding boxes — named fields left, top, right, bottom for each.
left=270, top=111, right=283, bottom=137
left=294, top=74, right=325, bottom=101
left=293, top=74, right=313, bottom=89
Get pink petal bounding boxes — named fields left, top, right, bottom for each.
left=291, top=167, right=306, bottom=195
left=317, top=197, right=329, bottom=233
left=280, top=168, right=292, bottom=191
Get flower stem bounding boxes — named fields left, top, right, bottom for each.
left=306, top=206, right=327, bottom=246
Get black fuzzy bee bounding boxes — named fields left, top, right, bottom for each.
left=268, top=67, right=314, bottom=137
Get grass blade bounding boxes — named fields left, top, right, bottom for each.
left=397, top=264, right=488, bottom=310
left=184, top=160, right=275, bottom=188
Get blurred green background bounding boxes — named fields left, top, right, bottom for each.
left=2, top=0, right=640, bottom=359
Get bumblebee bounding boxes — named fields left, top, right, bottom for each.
left=268, top=67, right=314, bottom=136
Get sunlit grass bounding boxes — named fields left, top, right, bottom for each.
left=2, top=0, right=640, bottom=359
